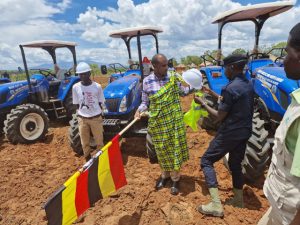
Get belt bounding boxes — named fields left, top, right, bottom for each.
left=77, top=114, right=102, bottom=119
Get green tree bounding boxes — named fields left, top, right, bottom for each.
left=231, top=48, right=247, bottom=55
left=90, top=64, right=101, bottom=76
left=180, top=55, right=202, bottom=66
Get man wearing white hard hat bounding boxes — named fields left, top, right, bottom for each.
left=72, top=62, right=105, bottom=161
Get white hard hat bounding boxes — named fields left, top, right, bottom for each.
left=76, top=62, right=91, bottom=74
left=182, top=68, right=203, bottom=90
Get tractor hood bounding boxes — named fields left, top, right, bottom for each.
left=256, top=67, right=299, bottom=94
left=104, top=75, right=140, bottom=99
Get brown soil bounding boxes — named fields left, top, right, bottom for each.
left=0, top=76, right=269, bottom=225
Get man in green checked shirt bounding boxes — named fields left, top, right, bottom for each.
left=135, top=54, right=191, bottom=195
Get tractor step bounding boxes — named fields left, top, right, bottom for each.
left=47, top=99, right=66, bottom=119
left=103, top=119, right=120, bottom=126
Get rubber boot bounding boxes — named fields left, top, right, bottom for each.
left=197, top=188, right=224, bottom=217
left=225, top=188, right=244, bottom=208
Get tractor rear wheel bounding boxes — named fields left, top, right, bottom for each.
left=4, top=104, right=49, bottom=144
left=146, top=133, right=158, bottom=164
left=223, top=112, right=271, bottom=182
left=64, top=90, right=77, bottom=119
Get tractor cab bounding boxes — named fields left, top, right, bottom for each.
left=19, top=40, right=80, bottom=118
left=101, top=26, right=163, bottom=137
left=201, top=1, right=294, bottom=95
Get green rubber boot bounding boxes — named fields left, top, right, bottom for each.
left=225, top=188, right=244, bottom=208
left=197, top=188, right=224, bottom=217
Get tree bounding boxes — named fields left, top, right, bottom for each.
left=180, top=55, right=203, bottom=66
left=231, top=48, right=247, bottom=55
left=90, top=64, right=101, bottom=76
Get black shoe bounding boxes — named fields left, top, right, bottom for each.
left=170, top=181, right=180, bottom=195
left=155, top=177, right=171, bottom=190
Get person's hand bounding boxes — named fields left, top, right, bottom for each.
left=194, top=95, right=206, bottom=106
left=202, top=86, right=211, bottom=94
left=134, top=110, right=141, bottom=120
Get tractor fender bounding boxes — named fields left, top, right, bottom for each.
left=57, top=76, right=80, bottom=101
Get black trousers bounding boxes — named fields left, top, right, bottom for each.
left=201, top=133, right=248, bottom=189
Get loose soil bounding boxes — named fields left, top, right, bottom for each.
left=0, top=76, right=269, bottom=225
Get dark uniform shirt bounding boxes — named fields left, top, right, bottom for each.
left=217, top=74, right=254, bottom=139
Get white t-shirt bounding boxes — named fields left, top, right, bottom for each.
left=72, top=82, right=105, bottom=117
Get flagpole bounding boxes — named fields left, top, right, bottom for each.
left=118, top=112, right=146, bottom=136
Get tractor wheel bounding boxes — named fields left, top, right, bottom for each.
left=200, top=94, right=221, bottom=131
left=68, top=113, right=97, bottom=155
left=68, top=113, right=83, bottom=155
left=4, top=104, right=49, bottom=144
left=64, top=90, right=77, bottom=119
left=146, top=133, right=158, bottom=164
left=200, top=75, right=221, bottom=131
left=223, top=112, right=271, bottom=183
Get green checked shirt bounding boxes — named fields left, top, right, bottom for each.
left=286, top=88, right=300, bottom=177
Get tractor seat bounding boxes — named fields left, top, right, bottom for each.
left=48, top=79, right=61, bottom=87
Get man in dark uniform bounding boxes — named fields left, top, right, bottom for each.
left=194, top=54, right=254, bottom=217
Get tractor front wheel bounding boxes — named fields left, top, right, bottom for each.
left=223, top=112, right=271, bottom=183
left=4, top=104, right=49, bottom=144
left=68, top=113, right=83, bottom=155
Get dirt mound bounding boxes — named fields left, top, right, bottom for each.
left=0, top=84, right=269, bottom=225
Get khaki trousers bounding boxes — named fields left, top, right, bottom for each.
left=78, top=115, right=104, bottom=158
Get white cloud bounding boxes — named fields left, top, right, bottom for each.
left=1, top=0, right=300, bottom=69
left=76, top=0, right=300, bottom=64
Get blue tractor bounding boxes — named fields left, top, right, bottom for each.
left=68, top=26, right=163, bottom=155
left=0, top=40, right=80, bottom=143
left=199, top=1, right=295, bottom=181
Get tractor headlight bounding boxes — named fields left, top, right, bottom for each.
left=102, top=103, right=108, bottom=114
left=119, top=96, right=127, bottom=112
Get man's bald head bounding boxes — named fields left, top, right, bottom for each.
left=151, top=54, right=168, bottom=78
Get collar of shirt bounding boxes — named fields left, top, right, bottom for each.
left=290, top=88, right=300, bottom=104
left=154, top=73, right=169, bottom=81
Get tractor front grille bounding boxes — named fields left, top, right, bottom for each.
left=106, top=98, right=120, bottom=112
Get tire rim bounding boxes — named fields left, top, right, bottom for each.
left=20, top=113, right=45, bottom=140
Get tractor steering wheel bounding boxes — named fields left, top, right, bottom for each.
left=274, top=56, right=285, bottom=66
left=39, top=69, right=55, bottom=77
left=129, top=63, right=140, bottom=70
left=201, top=54, right=218, bottom=66
left=64, top=67, right=74, bottom=77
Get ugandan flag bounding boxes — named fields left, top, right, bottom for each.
left=43, top=134, right=127, bottom=225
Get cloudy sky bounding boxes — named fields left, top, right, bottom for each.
left=0, top=0, right=299, bottom=69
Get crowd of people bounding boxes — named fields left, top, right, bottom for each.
left=72, top=23, right=300, bottom=224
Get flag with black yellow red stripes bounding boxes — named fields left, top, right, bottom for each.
left=43, top=134, right=127, bottom=225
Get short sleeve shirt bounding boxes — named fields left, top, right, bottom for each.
left=217, top=74, right=254, bottom=139
left=286, top=89, right=300, bottom=177
left=72, top=82, right=105, bottom=117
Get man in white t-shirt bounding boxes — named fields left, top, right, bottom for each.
left=72, top=62, right=105, bottom=161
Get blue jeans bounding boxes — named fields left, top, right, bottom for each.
left=201, top=134, right=248, bottom=189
